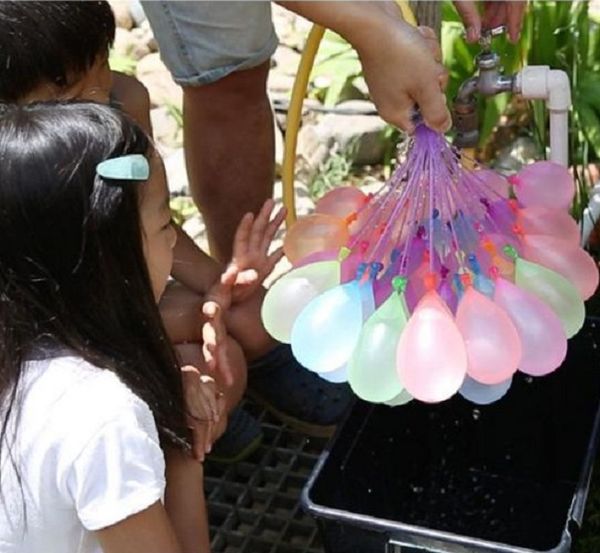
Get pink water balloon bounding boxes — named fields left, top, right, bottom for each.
left=473, top=169, right=511, bottom=198
left=517, top=206, right=580, bottom=244
left=397, top=290, right=467, bottom=403
left=520, top=234, right=599, bottom=300
left=512, top=161, right=574, bottom=210
left=493, top=277, right=567, bottom=376
left=284, top=213, right=349, bottom=264
left=456, top=287, right=521, bottom=385
left=315, top=186, right=367, bottom=222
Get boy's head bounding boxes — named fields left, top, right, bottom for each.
left=0, top=1, right=115, bottom=103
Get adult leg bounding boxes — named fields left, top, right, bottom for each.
left=183, top=62, right=275, bottom=263
left=142, top=0, right=278, bottom=263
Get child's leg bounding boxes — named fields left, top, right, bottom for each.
left=160, top=278, right=275, bottom=363
left=164, top=448, right=211, bottom=553
left=159, top=281, right=204, bottom=344
left=224, top=286, right=277, bottom=361
left=161, top=282, right=247, bottom=414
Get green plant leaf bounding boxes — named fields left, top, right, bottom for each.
left=108, top=50, right=137, bottom=76
left=577, top=104, right=600, bottom=159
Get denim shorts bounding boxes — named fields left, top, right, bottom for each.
left=142, top=1, right=279, bottom=86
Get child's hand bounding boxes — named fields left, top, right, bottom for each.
left=229, top=199, right=286, bottom=304
left=182, top=265, right=238, bottom=461
left=181, top=366, right=226, bottom=462
left=202, top=265, right=238, bottom=386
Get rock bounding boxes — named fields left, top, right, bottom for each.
left=274, top=112, right=285, bottom=178
left=273, top=179, right=315, bottom=219
left=112, top=28, right=150, bottom=61
left=267, top=71, right=296, bottom=97
left=320, top=100, right=387, bottom=166
left=183, top=214, right=209, bottom=253
left=296, top=121, right=335, bottom=181
left=164, top=148, right=189, bottom=196
left=129, top=0, right=147, bottom=26
left=136, top=53, right=182, bottom=109
left=272, top=45, right=301, bottom=75
left=131, top=21, right=158, bottom=54
left=151, top=107, right=183, bottom=150
left=296, top=100, right=387, bottom=176
left=108, top=0, right=133, bottom=30
left=272, top=4, right=312, bottom=50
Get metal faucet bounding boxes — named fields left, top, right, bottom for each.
left=452, top=26, right=518, bottom=148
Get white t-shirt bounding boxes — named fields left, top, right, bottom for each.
left=0, top=354, right=166, bottom=553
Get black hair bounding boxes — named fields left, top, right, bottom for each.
left=0, top=1, right=115, bottom=102
left=0, top=102, right=188, bottom=461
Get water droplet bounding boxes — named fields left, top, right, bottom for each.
left=472, top=409, right=481, bottom=420
left=525, top=377, right=533, bottom=384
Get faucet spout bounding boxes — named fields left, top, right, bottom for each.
left=452, top=49, right=517, bottom=148
left=452, top=77, right=480, bottom=148
left=455, top=76, right=479, bottom=105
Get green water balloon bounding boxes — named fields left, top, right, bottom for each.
left=261, top=259, right=340, bottom=343
left=384, top=388, right=413, bottom=406
left=348, top=291, right=409, bottom=403
left=515, top=257, right=585, bottom=338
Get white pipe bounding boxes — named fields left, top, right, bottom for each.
left=548, top=70, right=571, bottom=167
left=582, top=186, right=600, bottom=247
left=514, top=66, right=571, bottom=166
left=513, top=67, right=600, bottom=245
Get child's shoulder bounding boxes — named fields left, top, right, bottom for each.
left=27, top=354, right=145, bottom=410
left=110, top=71, right=152, bottom=134
left=20, top=355, right=157, bottom=451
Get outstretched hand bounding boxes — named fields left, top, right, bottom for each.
left=229, top=199, right=286, bottom=304
left=180, top=265, right=238, bottom=461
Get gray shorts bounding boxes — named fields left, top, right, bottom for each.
left=142, top=1, right=279, bottom=86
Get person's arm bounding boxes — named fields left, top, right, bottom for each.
left=96, top=502, right=182, bottom=553
left=164, top=448, right=211, bottom=553
left=111, top=71, right=153, bottom=134
left=276, top=1, right=451, bottom=133
left=172, top=226, right=224, bottom=295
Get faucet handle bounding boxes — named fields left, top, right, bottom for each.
left=479, top=25, right=506, bottom=51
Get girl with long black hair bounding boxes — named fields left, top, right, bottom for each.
left=0, top=101, right=272, bottom=552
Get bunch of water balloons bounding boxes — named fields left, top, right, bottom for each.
left=262, top=124, right=599, bottom=405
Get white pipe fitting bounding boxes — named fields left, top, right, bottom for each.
left=514, top=66, right=571, bottom=167
left=513, top=67, right=600, bottom=246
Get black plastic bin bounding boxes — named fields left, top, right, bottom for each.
left=302, top=318, right=600, bottom=553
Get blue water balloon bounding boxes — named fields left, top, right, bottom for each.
left=291, top=280, right=365, bottom=372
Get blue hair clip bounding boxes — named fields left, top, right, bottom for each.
left=96, top=154, right=149, bottom=181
